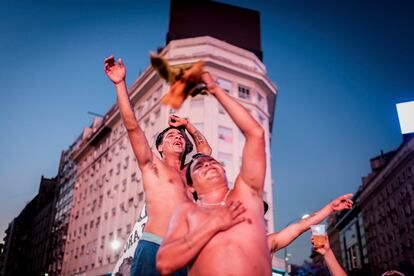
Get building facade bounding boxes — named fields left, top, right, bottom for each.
left=0, top=176, right=57, bottom=276
left=326, top=135, right=414, bottom=275
left=329, top=202, right=369, bottom=275
left=48, top=142, right=79, bottom=276
left=359, top=136, right=414, bottom=275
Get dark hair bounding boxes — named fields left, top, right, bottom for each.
left=185, top=153, right=206, bottom=186
left=155, top=126, right=193, bottom=169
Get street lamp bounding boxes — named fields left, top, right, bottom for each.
left=284, top=214, right=310, bottom=275
left=110, top=239, right=122, bottom=251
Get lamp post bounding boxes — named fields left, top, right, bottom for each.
left=110, top=238, right=122, bottom=251
left=283, top=214, right=310, bottom=275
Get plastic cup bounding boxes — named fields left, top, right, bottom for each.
left=311, top=224, right=326, bottom=248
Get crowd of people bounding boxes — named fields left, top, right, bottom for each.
left=104, top=56, right=352, bottom=276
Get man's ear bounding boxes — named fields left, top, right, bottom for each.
left=186, top=186, right=198, bottom=202
left=157, top=143, right=163, bottom=154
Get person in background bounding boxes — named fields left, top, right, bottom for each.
left=311, top=235, right=347, bottom=276
left=267, top=194, right=353, bottom=254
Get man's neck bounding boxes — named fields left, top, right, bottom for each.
left=163, top=153, right=182, bottom=171
left=198, top=185, right=230, bottom=205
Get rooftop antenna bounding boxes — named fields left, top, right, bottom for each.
left=87, top=111, right=104, bottom=117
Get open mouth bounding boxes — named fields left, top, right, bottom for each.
left=204, top=167, right=218, bottom=176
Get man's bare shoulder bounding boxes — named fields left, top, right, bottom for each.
left=170, top=201, right=198, bottom=222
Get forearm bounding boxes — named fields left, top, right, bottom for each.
left=114, top=81, right=153, bottom=167
left=186, top=122, right=212, bottom=155
left=324, top=250, right=347, bottom=276
left=298, top=204, right=332, bottom=230
left=157, top=222, right=219, bottom=275
left=115, top=81, right=139, bottom=130
left=270, top=205, right=333, bottom=252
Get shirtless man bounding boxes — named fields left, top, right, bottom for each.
left=104, top=56, right=211, bottom=275
left=267, top=194, right=353, bottom=254
left=156, top=72, right=271, bottom=276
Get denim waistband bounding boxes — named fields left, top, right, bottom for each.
left=140, top=232, right=163, bottom=245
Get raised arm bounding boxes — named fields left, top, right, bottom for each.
left=201, top=72, right=265, bottom=193
left=168, top=115, right=212, bottom=155
left=267, top=194, right=353, bottom=253
left=311, top=236, right=347, bottom=276
left=104, top=56, right=153, bottom=170
left=156, top=202, right=245, bottom=275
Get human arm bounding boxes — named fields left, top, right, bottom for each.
left=104, top=56, right=153, bottom=170
left=201, top=72, right=265, bottom=193
left=267, top=194, right=353, bottom=253
left=168, top=115, right=212, bottom=155
left=156, top=201, right=246, bottom=275
left=311, top=236, right=347, bottom=276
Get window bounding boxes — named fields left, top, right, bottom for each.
left=154, top=86, right=163, bottom=102
left=131, top=172, right=137, bottom=183
left=119, top=123, right=125, bottom=135
left=154, top=108, right=161, bottom=120
left=124, top=157, right=129, bottom=169
left=122, top=179, right=127, bottom=192
left=101, top=235, right=105, bottom=249
left=218, top=104, right=225, bottom=115
left=138, top=192, right=144, bottom=202
left=146, top=96, right=153, bottom=110
left=258, top=115, right=265, bottom=126
left=218, top=152, right=232, bottom=169
left=191, top=97, right=204, bottom=108
left=218, top=126, right=233, bottom=143
left=238, top=85, right=250, bottom=100
left=217, top=78, right=231, bottom=93
left=136, top=105, right=143, bottom=118
left=120, top=202, right=126, bottom=212
left=257, top=92, right=264, bottom=103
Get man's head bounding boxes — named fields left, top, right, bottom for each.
left=156, top=126, right=193, bottom=169
left=186, top=153, right=226, bottom=189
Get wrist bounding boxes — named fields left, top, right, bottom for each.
left=209, top=84, right=219, bottom=93
left=114, top=79, right=126, bottom=87
left=322, top=248, right=333, bottom=257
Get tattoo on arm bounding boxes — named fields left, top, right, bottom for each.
left=193, top=130, right=206, bottom=145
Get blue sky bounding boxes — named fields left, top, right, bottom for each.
left=0, top=0, right=413, bottom=265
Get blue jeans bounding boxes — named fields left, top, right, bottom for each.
left=130, top=233, right=187, bottom=276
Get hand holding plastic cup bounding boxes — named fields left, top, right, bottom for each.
left=310, top=224, right=326, bottom=248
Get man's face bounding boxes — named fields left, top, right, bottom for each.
left=190, top=155, right=226, bottom=186
left=159, top=128, right=186, bottom=155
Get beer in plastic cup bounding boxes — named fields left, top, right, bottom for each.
left=311, top=224, right=326, bottom=248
